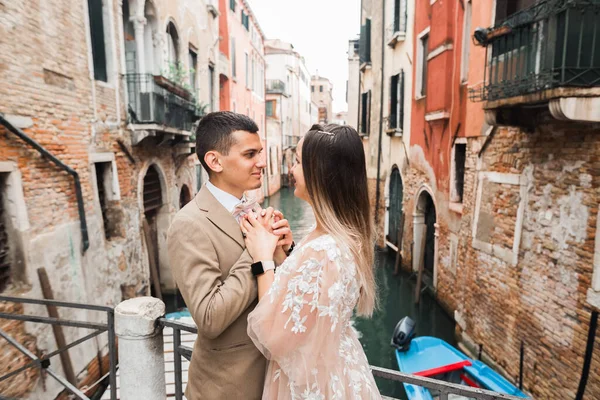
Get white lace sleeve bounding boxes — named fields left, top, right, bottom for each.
left=247, top=237, right=347, bottom=382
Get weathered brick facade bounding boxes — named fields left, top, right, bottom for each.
left=0, top=0, right=217, bottom=397
left=452, top=114, right=600, bottom=399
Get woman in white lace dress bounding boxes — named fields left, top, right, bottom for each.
left=240, top=124, right=381, bottom=399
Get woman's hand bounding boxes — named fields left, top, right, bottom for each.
left=241, top=212, right=279, bottom=262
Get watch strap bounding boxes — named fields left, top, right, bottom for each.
left=251, top=260, right=275, bottom=276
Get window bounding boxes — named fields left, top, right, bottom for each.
left=360, top=91, right=371, bottom=135
left=359, top=18, right=371, bottom=64
left=417, top=30, right=429, bottom=98
left=230, top=0, right=236, bottom=12
left=189, top=48, right=198, bottom=91
left=241, top=10, right=249, bottom=30
left=245, top=53, right=249, bottom=88
left=494, top=0, right=535, bottom=24
left=319, top=85, right=323, bottom=92
left=451, top=142, right=467, bottom=203
left=393, top=0, right=407, bottom=33
left=311, top=85, right=314, bottom=92
left=252, top=56, right=255, bottom=91
left=209, top=65, right=215, bottom=112
left=167, top=22, right=179, bottom=65
left=0, top=176, right=11, bottom=292
left=461, top=0, right=472, bottom=82
left=266, top=100, right=275, bottom=117
left=389, top=70, right=405, bottom=130
left=231, top=38, right=237, bottom=78
left=87, top=0, right=108, bottom=81
left=92, top=156, right=122, bottom=240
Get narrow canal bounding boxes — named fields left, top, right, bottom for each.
left=166, top=187, right=456, bottom=398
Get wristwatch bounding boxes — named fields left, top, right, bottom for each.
left=251, top=260, right=276, bottom=276
left=284, top=241, right=296, bottom=257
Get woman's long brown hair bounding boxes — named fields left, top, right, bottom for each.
left=302, top=124, right=377, bottom=316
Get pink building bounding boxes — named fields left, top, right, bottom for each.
left=219, top=0, right=267, bottom=199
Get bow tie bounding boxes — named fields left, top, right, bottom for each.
left=231, top=198, right=259, bottom=221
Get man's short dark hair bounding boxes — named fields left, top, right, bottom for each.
left=195, top=111, right=259, bottom=173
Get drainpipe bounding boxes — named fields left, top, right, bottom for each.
left=374, top=0, right=386, bottom=227
left=0, top=114, right=90, bottom=253
left=357, top=2, right=363, bottom=130
left=575, top=310, right=598, bottom=400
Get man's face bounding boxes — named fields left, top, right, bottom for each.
left=218, top=130, right=265, bottom=192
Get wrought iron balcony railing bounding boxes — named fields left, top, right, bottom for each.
left=266, top=79, right=288, bottom=95
left=470, top=0, right=600, bottom=102
left=125, top=73, right=197, bottom=132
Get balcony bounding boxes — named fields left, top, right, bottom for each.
left=125, top=73, right=199, bottom=146
left=266, top=79, right=289, bottom=96
left=470, top=0, right=600, bottom=122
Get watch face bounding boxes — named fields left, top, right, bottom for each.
left=251, top=261, right=264, bottom=276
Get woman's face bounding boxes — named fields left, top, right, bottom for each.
left=291, top=138, right=309, bottom=202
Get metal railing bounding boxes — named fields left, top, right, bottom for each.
left=0, top=296, right=117, bottom=400
left=125, top=73, right=197, bottom=132
left=266, top=79, right=287, bottom=95
left=471, top=0, right=600, bottom=102
left=157, top=318, right=525, bottom=400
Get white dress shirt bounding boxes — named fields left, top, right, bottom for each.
left=205, top=181, right=245, bottom=213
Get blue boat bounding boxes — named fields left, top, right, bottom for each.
left=391, top=318, right=528, bottom=400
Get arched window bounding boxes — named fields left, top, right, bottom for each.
left=166, top=22, right=179, bottom=65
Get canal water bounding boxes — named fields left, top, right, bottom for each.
left=166, top=187, right=456, bottom=399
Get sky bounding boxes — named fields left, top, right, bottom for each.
left=248, top=0, right=361, bottom=113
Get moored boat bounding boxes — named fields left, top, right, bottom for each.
left=391, top=317, right=528, bottom=400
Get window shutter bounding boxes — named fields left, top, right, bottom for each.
left=88, top=0, right=107, bottom=82
left=399, top=70, right=405, bottom=131
left=359, top=19, right=371, bottom=64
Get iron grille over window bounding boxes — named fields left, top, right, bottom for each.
left=360, top=19, right=372, bottom=64
left=143, top=166, right=162, bottom=213
left=454, top=144, right=466, bottom=202
left=0, top=183, right=10, bottom=292
left=471, top=0, right=600, bottom=102
left=87, top=0, right=107, bottom=82
left=360, top=90, right=371, bottom=135
left=389, top=70, right=405, bottom=130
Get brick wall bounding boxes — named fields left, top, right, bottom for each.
left=457, top=113, right=600, bottom=399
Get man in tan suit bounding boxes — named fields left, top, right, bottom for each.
left=167, top=112, right=293, bottom=399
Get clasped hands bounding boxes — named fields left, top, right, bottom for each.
left=240, top=207, right=293, bottom=266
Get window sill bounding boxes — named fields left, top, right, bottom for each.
left=359, top=133, right=369, bottom=139
left=359, top=62, right=372, bottom=72
left=587, top=288, right=600, bottom=309
left=386, top=128, right=403, bottom=137
left=387, top=31, right=407, bottom=48
left=96, top=80, right=115, bottom=89
left=449, top=202, right=463, bottom=214
left=415, top=94, right=426, bottom=101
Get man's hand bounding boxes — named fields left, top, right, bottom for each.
left=272, top=210, right=293, bottom=252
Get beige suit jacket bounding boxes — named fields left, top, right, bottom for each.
left=167, top=185, right=266, bottom=399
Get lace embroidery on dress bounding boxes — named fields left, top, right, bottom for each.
left=247, top=234, right=381, bottom=399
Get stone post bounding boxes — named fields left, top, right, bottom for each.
left=115, top=297, right=166, bottom=400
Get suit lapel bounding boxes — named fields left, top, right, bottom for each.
left=196, top=185, right=245, bottom=248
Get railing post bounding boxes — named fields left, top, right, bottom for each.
left=115, top=297, right=166, bottom=400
